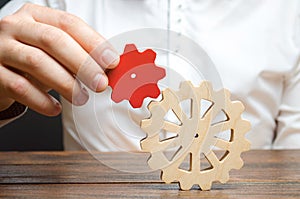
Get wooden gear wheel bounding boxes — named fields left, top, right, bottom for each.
left=140, top=81, right=251, bottom=190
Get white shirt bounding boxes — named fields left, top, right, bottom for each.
left=1, top=0, right=300, bottom=150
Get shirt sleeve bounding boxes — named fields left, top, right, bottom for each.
left=273, top=62, right=300, bottom=149
left=0, top=102, right=27, bottom=128
left=0, top=112, right=27, bottom=128
left=0, top=0, right=57, bottom=18
left=273, top=2, right=300, bottom=149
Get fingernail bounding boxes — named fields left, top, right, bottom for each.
left=74, top=87, right=89, bottom=105
left=101, top=49, right=119, bottom=67
left=92, top=73, right=108, bottom=92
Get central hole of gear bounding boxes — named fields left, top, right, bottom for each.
left=194, top=133, right=199, bottom=138
left=130, top=73, right=137, bottom=79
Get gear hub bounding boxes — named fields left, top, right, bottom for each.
left=140, top=81, right=251, bottom=190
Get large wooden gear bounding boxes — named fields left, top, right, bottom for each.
left=140, top=81, right=251, bottom=190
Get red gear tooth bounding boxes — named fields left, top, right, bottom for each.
left=141, top=49, right=156, bottom=62
left=123, top=44, right=138, bottom=53
left=129, top=84, right=161, bottom=108
left=107, top=44, right=166, bottom=108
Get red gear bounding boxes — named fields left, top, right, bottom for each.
left=107, top=44, right=166, bottom=108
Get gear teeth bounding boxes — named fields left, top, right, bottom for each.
left=108, top=44, right=165, bottom=108
left=242, top=139, right=251, bottom=151
left=196, top=81, right=212, bottom=99
left=147, top=101, right=162, bottom=112
left=140, top=80, right=251, bottom=191
left=160, top=88, right=179, bottom=109
left=140, top=118, right=152, bottom=130
left=236, top=119, right=251, bottom=135
left=223, top=88, right=231, bottom=98
left=231, top=101, right=246, bottom=115
left=161, top=171, right=174, bottom=184
left=142, top=49, right=156, bottom=61
left=219, top=172, right=230, bottom=183
left=234, top=157, right=245, bottom=169
left=141, top=116, right=162, bottom=137
left=179, top=181, right=194, bottom=191
left=199, top=182, right=213, bottom=191
left=178, top=80, right=193, bottom=91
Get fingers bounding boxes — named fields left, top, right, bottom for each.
left=1, top=40, right=89, bottom=105
left=0, top=3, right=120, bottom=117
left=0, top=65, right=61, bottom=116
left=18, top=3, right=120, bottom=69
left=9, top=20, right=107, bottom=92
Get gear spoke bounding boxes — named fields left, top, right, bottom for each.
left=201, top=103, right=214, bottom=119
left=214, top=137, right=231, bottom=150
left=141, top=81, right=251, bottom=190
left=160, top=136, right=180, bottom=149
left=172, top=103, right=188, bottom=122
left=210, top=121, right=231, bottom=134
left=163, top=121, right=181, bottom=133
left=191, top=152, right=201, bottom=171
left=205, top=151, right=220, bottom=168
left=159, top=135, right=185, bottom=152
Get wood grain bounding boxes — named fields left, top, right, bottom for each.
left=0, top=150, right=299, bottom=198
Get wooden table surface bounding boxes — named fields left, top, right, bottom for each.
left=0, top=150, right=299, bottom=199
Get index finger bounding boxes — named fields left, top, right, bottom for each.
left=17, top=3, right=119, bottom=69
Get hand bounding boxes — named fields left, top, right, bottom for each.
left=0, top=3, right=119, bottom=116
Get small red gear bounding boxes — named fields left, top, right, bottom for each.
left=107, top=44, right=166, bottom=108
